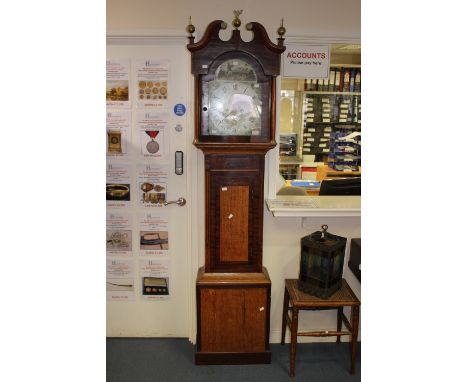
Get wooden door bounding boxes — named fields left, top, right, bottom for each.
left=219, top=185, right=250, bottom=262
left=199, top=287, right=267, bottom=352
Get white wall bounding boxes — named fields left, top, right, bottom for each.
left=107, top=0, right=361, bottom=343
left=107, top=0, right=360, bottom=39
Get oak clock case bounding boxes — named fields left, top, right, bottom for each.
left=187, top=14, right=285, bottom=365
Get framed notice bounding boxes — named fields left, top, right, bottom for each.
left=106, top=163, right=132, bottom=209
left=138, top=212, right=169, bottom=256
left=106, top=259, right=135, bottom=301
left=282, top=44, right=330, bottom=79
left=106, top=111, right=132, bottom=158
left=134, top=59, right=169, bottom=109
left=106, top=59, right=130, bottom=108
left=137, top=164, right=168, bottom=208
left=136, top=111, right=169, bottom=160
left=106, top=211, right=133, bottom=256
left=139, top=259, right=171, bottom=300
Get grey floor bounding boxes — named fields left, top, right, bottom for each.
left=107, top=338, right=360, bottom=382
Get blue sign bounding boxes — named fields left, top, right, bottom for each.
left=173, top=104, right=186, bottom=116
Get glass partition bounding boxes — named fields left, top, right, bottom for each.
left=278, top=44, right=361, bottom=196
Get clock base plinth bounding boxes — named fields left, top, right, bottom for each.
left=195, top=266, right=271, bottom=365
left=195, top=350, right=271, bottom=365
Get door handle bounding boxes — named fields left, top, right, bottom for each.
left=163, top=197, right=186, bottom=207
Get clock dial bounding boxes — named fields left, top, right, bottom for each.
left=204, top=59, right=262, bottom=136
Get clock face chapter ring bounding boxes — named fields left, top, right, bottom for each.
left=203, top=58, right=263, bottom=137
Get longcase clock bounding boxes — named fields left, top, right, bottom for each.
left=187, top=11, right=285, bottom=364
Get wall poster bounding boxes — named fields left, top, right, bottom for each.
left=139, top=259, right=171, bottom=300
left=138, top=212, right=169, bottom=256
left=106, top=58, right=130, bottom=108
left=136, top=111, right=169, bottom=160
left=106, top=111, right=132, bottom=158
left=106, top=211, right=133, bottom=256
left=136, top=164, right=168, bottom=207
left=106, top=259, right=135, bottom=301
left=106, top=163, right=132, bottom=208
left=134, top=59, right=169, bottom=109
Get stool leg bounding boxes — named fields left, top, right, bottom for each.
left=336, top=306, right=343, bottom=344
left=281, top=288, right=289, bottom=345
left=350, top=305, right=360, bottom=374
left=289, top=307, right=299, bottom=378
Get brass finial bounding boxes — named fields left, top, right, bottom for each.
left=232, top=10, right=243, bottom=29
left=186, top=16, right=195, bottom=36
left=277, top=18, right=286, bottom=38
left=320, top=224, right=328, bottom=240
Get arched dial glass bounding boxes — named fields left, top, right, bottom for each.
left=204, top=59, right=262, bottom=136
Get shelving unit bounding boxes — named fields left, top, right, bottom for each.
left=279, top=65, right=361, bottom=181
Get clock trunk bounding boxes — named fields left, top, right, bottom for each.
left=204, top=153, right=265, bottom=273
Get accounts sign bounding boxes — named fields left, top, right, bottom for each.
left=282, top=44, right=330, bottom=78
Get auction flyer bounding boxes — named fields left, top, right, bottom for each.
left=106, top=259, right=135, bottom=301
left=136, top=164, right=168, bottom=207
left=106, top=163, right=132, bottom=209
left=106, top=58, right=130, bottom=108
left=106, top=211, right=133, bottom=256
left=106, top=111, right=132, bottom=158
left=139, top=259, right=171, bottom=300
left=135, top=111, right=169, bottom=160
left=134, top=59, right=169, bottom=108
left=138, top=211, right=169, bottom=256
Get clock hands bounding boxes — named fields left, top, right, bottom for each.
left=208, top=78, right=260, bottom=135
left=216, top=110, right=235, bottom=128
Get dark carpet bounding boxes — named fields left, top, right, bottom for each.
left=107, top=338, right=360, bottom=382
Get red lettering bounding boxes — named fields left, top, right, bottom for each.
left=287, top=51, right=327, bottom=60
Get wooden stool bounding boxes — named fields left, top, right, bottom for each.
left=281, top=279, right=360, bottom=377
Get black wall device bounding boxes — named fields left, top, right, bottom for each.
left=175, top=151, right=183, bottom=175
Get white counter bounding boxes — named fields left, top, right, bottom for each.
left=265, top=195, right=361, bottom=217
